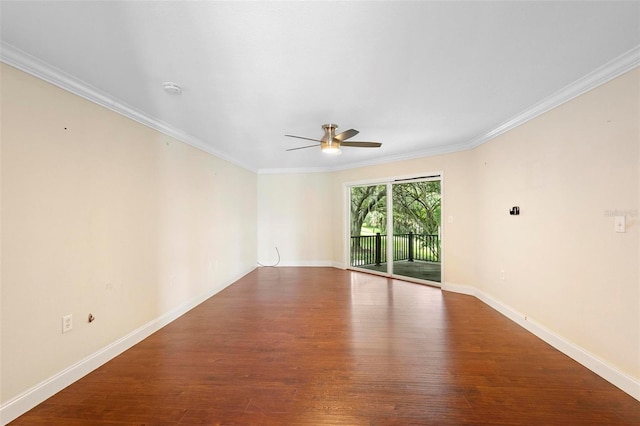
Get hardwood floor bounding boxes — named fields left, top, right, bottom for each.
left=12, top=267, right=640, bottom=425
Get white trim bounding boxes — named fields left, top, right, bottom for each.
left=2, top=272, right=636, bottom=423
left=258, top=144, right=470, bottom=175
left=438, top=173, right=445, bottom=285
left=0, top=43, right=257, bottom=173
left=3, top=41, right=637, bottom=176
left=344, top=184, right=352, bottom=269
left=0, top=266, right=256, bottom=425
left=259, top=143, right=468, bottom=175
left=466, top=45, right=640, bottom=149
left=343, top=171, right=444, bottom=190
left=258, top=45, right=640, bottom=175
left=257, top=167, right=335, bottom=175
left=386, top=181, right=394, bottom=272
left=267, top=260, right=338, bottom=268
left=442, top=282, right=640, bottom=402
left=343, top=173, right=444, bottom=283
left=333, top=261, right=347, bottom=270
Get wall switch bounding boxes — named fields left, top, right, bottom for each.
left=614, top=216, right=626, bottom=233
left=62, top=314, right=73, bottom=333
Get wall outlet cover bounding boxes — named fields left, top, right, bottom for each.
left=62, top=314, right=73, bottom=333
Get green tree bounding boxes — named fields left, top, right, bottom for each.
left=350, top=185, right=386, bottom=237
left=393, top=181, right=441, bottom=235
left=350, top=181, right=441, bottom=238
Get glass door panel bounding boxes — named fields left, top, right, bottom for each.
left=391, top=180, right=441, bottom=283
left=349, top=184, right=388, bottom=274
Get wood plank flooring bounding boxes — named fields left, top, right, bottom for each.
left=11, top=267, right=640, bottom=425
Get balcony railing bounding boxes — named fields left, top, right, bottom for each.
left=350, top=232, right=439, bottom=267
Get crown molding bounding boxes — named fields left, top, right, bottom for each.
left=3, top=41, right=638, bottom=176
left=257, top=142, right=470, bottom=174
left=260, top=44, right=640, bottom=175
left=465, top=44, right=640, bottom=149
left=0, top=42, right=257, bottom=173
left=257, top=166, right=335, bottom=175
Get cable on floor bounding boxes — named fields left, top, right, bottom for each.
left=258, top=246, right=280, bottom=267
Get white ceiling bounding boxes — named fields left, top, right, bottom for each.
left=2, top=1, right=639, bottom=173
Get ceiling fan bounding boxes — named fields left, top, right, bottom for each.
left=285, top=124, right=382, bottom=155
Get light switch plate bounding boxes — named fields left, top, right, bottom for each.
left=614, top=216, right=626, bottom=233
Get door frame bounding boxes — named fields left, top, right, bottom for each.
left=344, top=172, right=444, bottom=287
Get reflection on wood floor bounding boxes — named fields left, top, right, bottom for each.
left=12, top=267, right=640, bottom=425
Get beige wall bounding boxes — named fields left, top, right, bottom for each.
left=471, top=68, right=639, bottom=379
left=2, top=60, right=638, bottom=406
left=257, top=69, right=640, bottom=381
left=257, top=172, right=334, bottom=265
left=329, top=151, right=477, bottom=286
left=1, top=64, right=257, bottom=402
left=256, top=150, right=478, bottom=283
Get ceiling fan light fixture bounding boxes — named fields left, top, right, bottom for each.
left=321, top=140, right=341, bottom=155
left=322, top=146, right=342, bottom=155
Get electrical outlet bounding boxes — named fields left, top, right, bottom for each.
left=499, top=270, right=506, bottom=280
left=62, top=314, right=73, bottom=333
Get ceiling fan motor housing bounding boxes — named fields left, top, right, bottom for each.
left=321, top=123, right=339, bottom=139
left=321, top=124, right=341, bottom=153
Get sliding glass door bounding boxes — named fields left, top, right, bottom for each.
left=349, top=184, right=388, bottom=274
left=349, top=177, right=441, bottom=284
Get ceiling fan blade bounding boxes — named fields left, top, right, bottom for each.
left=341, top=141, right=382, bottom=148
left=334, top=129, right=359, bottom=141
left=286, top=143, right=320, bottom=151
left=285, top=134, right=322, bottom=143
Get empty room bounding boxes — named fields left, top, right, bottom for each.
left=1, top=1, right=639, bottom=424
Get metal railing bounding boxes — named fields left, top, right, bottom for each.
left=350, top=232, right=440, bottom=266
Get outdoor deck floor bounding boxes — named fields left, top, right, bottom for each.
left=356, top=260, right=441, bottom=283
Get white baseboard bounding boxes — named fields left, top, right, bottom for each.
left=0, top=266, right=256, bottom=425
left=265, top=260, right=338, bottom=267
left=4, top=272, right=636, bottom=425
left=442, top=282, right=640, bottom=402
